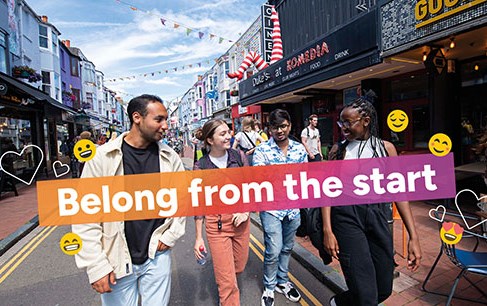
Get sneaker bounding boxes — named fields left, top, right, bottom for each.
left=329, top=296, right=337, bottom=306
left=261, top=289, right=274, bottom=306
left=276, top=282, right=301, bottom=302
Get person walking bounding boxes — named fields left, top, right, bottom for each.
left=253, top=109, right=307, bottom=306
left=232, top=117, right=265, bottom=165
left=72, top=94, right=186, bottom=306
left=254, top=120, right=268, bottom=145
left=193, top=119, right=250, bottom=306
left=301, top=114, right=322, bottom=162
left=322, top=98, right=421, bottom=306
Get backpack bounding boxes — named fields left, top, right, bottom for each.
left=297, top=208, right=332, bottom=265
left=197, top=148, right=243, bottom=169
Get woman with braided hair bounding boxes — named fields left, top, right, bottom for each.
left=322, top=98, right=422, bottom=306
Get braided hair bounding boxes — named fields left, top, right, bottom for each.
left=335, top=97, right=387, bottom=159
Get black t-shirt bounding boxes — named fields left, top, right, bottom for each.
left=122, top=140, right=165, bottom=264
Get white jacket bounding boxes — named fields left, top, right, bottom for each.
left=72, top=132, right=186, bottom=283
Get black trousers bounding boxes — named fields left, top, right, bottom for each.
left=308, top=153, right=322, bottom=162
left=331, top=204, right=394, bottom=306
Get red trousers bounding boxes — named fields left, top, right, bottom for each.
left=206, top=214, right=250, bottom=306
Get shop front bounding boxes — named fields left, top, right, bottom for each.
left=379, top=0, right=487, bottom=165
left=238, top=9, right=384, bottom=148
left=231, top=104, right=262, bottom=132
left=0, top=72, right=48, bottom=185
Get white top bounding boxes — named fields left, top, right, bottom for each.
left=235, top=131, right=258, bottom=150
left=301, top=127, right=320, bottom=155
left=344, top=136, right=387, bottom=160
left=209, top=151, right=228, bottom=168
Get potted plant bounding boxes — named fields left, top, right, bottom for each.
left=12, top=66, right=42, bottom=83
left=230, top=88, right=239, bottom=96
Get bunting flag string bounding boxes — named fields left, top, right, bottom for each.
left=105, top=58, right=214, bottom=83
left=114, top=0, right=236, bottom=45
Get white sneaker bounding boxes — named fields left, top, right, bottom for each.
left=276, top=282, right=301, bottom=302
left=261, top=289, right=274, bottom=306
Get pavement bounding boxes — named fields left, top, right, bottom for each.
left=0, top=144, right=486, bottom=305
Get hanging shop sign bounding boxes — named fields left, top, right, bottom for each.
left=261, top=4, right=274, bottom=63
left=415, top=0, right=483, bottom=29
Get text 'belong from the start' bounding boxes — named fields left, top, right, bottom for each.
left=37, top=153, right=456, bottom=226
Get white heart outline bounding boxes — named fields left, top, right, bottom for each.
left=52, top=160, right=70, bottom=178
left=428, top=205, right=446, bottom=222
left=0, top=145, right=44, bottom=185
left=455, top=189, right=487, bottom=230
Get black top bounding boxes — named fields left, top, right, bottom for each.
left=122, top=140, right=165, bottom=264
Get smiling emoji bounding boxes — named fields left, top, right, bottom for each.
left=73, top=139, right=96, bottom=162
left=428, top=133, right=452, bottom=157
left=60, top=232, right=82, bottom=255
left=387, top=110, right=409, bottom=132
left=440, top=222, right=464, bottom=245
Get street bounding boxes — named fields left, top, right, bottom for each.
left=0, top=215, right=334, bottom=305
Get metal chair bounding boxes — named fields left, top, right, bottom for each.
left=422, top=210, right=487, bottom=305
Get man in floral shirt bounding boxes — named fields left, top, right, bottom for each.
left=253, top=109, right=307, bottom=306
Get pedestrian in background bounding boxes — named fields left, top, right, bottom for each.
left=254, top=120, right=268, bottom=145
left=232, top=117, right=265, bottom=165
left=301, top=114, right=322, bottom=162
left=322, top=98, right=421, bottom=306
left=193, top=119, right=250, bottom=306
left=253, top=109, right=307, bottom=306
left=72, top=94, right=186, bottom=306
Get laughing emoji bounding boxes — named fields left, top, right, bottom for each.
left=428, top=133, right=452, bottom=157
left=440, top=222, right=464, bottom=245
left=387, top=110, right=409, bottom=132
left=73, top=139, right=96, bottom=162
left=60, top=232, right=82, bottom=255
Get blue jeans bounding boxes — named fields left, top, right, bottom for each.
left=101, top=250, right=172, bottom=306
left=260, top=212, right=300, bottom=290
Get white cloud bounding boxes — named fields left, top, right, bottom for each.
left=53, top=21, right=125, bottom=28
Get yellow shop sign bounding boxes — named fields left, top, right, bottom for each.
left=415, top=0, right=486, bottom=28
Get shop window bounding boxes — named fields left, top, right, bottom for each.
left=386, top=73, right=428, bottom=102
left=70, top=57, right=79, bottom=77
left=52, top=32, right=58, bottom=55
left=0, top=32, right=7, bottom=74
left=0, top=118, right=34, bottom=177
left=412, top=106, right=429, bottom=149
left=42, top=71, right=51, bottom=95
left=72, top=88, right=81, bottom=109
left=39, top=25, right=48, bottom=49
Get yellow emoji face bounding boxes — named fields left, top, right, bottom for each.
left=440, top=222, right=464, bottom=245
left=73, top=139, right=96, bottom=162
left=387, top=110, right=409, bottom=132
left=429, top=133, right=452, bottom=157
left=60, top=232, right=82, bottom=255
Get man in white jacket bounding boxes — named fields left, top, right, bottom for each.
left=72, top=94, right=186, bottom=306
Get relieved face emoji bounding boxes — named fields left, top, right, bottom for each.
left=429, top=133, right=452, bottom=157
left=440, top=222, right=464, bottom=245
left=60, top=232, right=82, bottom=255
left=387, top=110, right=409, bottom=132
left=73, top=139, right=96, bottom=162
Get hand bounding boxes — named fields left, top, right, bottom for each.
left=407, top=238, right=422, bottom=272
left=194, top=238, right=206, bottom=259
left=232, top=212, right=249, bottom=227
left=157, top=241, right=170, bottom=252
left=323, top=231, right=339, bottom=260
left=308, top=152, right=315, bottom=159
left=246, top=148, right=255, bottom=155
left=91, top=272, right=116, bottom=293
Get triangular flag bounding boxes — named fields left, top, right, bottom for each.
left=186, top=28, right=192, bottom=35
left=130, top=6, right=137, bottom=11
left=189, top=64, right=193, bottom=68
left=143, top=74, right=147, bottom=77
left=210, top=34, right=215, bottom=39
left=174, top=23, right=180, bottom=29
left=165, top=70, right=168, bottom=73
left=198, top=63, right=201, bottom=67
left=219, top=37, right=224, bottom=44
left=229, top=40, right=233, bottom=43
left=160, top=18, right=166, bottom=26
left=174, top=68, right=177, bottom=71
left=198, top=32, right=204, bottom=39
left=151, top=73, right=154, bottom=76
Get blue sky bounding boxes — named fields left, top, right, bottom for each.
left=28, top=0, right=266, bottom=103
